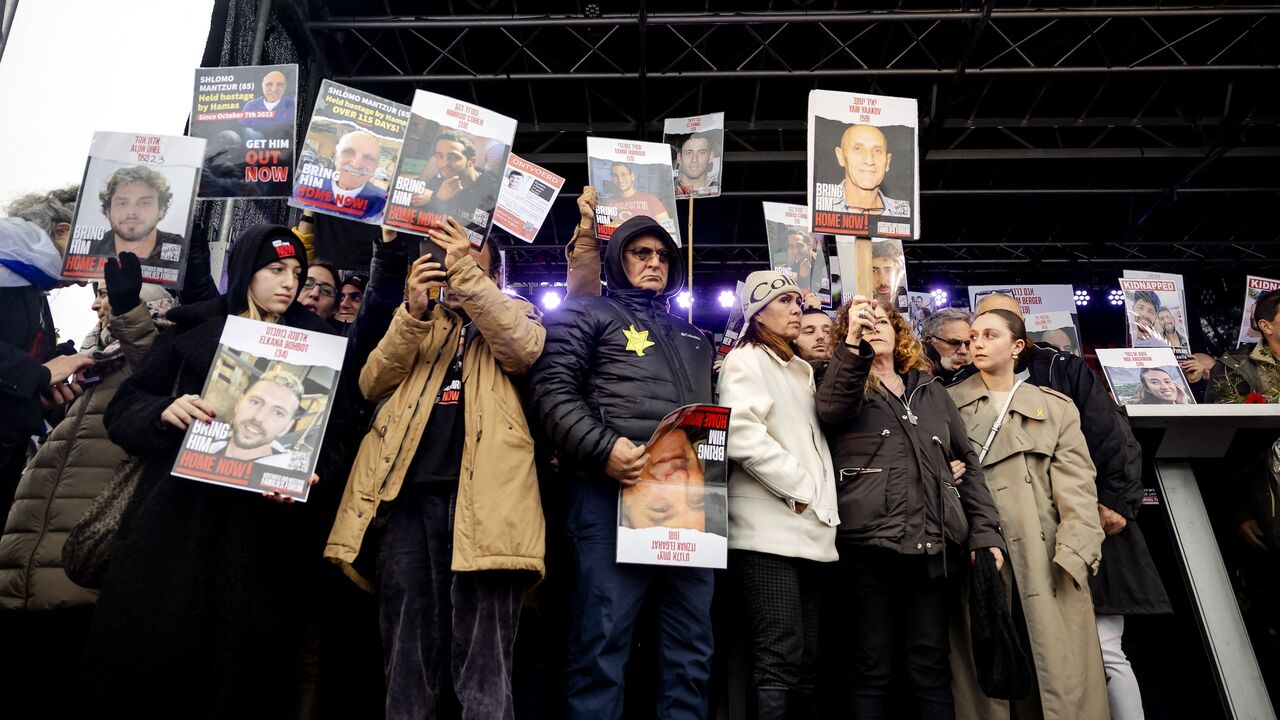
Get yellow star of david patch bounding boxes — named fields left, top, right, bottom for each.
left=623, top=324, right=655, bottom=357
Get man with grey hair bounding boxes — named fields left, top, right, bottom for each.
left=5, top=186, right=78, bottom=254
left=922, top=307, right=972, bottom=383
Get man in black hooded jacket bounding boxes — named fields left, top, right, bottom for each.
left=531, top=215, right=715, bottom=720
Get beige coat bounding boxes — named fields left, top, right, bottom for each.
left=947, top=374, right=1108, bottom=720
left=324, top=256, right=546, bottom=590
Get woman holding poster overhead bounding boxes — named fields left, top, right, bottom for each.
left=80, top=225, right=347, bottom=718
left=947, top=309, right=1108, bottom=720
left=717, top=270, right=839, bottom=718
left=815, top=297, right=1003, bottom=720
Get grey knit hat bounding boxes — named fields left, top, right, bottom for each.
left=741, top=270, right=802, bottom=323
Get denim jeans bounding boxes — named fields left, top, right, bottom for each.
left=376, top=485, right=529, bottom=720
left=563, top=481, right=715, bottom=720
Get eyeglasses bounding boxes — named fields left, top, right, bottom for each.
left=627, top=247, right=674, bottom=264
left=303, top=278, right=336, bottom=298
left=931, top=336, right=971, bottom=350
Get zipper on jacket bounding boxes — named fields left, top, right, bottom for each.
left=838, top=429, right=891, bottom=484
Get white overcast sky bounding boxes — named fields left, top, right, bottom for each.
left=0, top=0, right=214, bottom=345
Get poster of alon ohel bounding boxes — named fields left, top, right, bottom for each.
left=190, top=64, right=298, bottom=198
left=808, top=90, right=919, bottom=239
left=617, top=404, right=730, bottom=569
left=384, top=90, right=517, bottom=247
left=290, top=80, right=411, bottom=225
left=1239, top=275, right=1280, bottom=347
left=62, top=131, right=205, bottom=287
left=762, top=202, right=831, bottom=308
left=171, top=316, right=347, bottom=502
left=1096, top=347, right=1196, bottom=407
left=663, top=112, right=724, bottom=199
left=586, top=136, right=681, bottom=245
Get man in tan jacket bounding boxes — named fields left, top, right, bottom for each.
left=325, top=217, right=545, bottom=720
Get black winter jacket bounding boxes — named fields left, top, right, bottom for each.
left=531, top=216, right=714, bottom=481
left=82, top=225, right=353, bottom=717
left=817, top=341, right=1004, bottom=563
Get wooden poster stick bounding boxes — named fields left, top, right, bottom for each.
left=854, top=236, right=874, bottom=299
left=687, top=195, right=695, bottom=323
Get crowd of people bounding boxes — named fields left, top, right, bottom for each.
left=0, top=181, right=1277, bottom=720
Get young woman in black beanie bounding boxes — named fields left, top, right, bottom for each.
left=80, top=225, right=349, bottom=719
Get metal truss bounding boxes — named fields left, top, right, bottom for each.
left=296, top=2, right=1280, bottom=275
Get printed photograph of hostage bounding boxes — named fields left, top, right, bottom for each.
left=406, top=129, right=501, bottom=229
left=871, top=238, right=909, bottom=309
left=239, top=69, right=296, bottom=134
left=86, top=167, right=185, bottom=278
left=208, top=370, right=309, bottom=469
left=607, top=161, right=672, bottom=224
left=670, top=131, right=721, bottom=198
left=620, top=426, right=724, bottom=533
left=1137, top=366, right=1194, bottom=405
left=808, top=89, right=919, bottom=238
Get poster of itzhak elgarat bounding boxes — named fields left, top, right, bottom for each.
left=663, top=112, right=725, bottom=200
left=617, top=404, right=731, bottom=570
left=762, top=202, right=831, bottom=308
left=170, top=316, right=347, bottom=502
left=290, top=80, right=411, bottom=225
left=1119, top=270, right=1191, bottom=359
left=190, top=64, right=298, bottom=199
left=61, top=131, right=205, bottom=287
left=808, top=90, right=919, bottom=239
left=383, top=90, right=517, bottom=247
left=586, top=137, right=682, bottom=245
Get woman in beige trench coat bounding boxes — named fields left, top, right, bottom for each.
left=947, top=308, right=1109, bottom=720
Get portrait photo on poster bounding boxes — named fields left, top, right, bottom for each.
left=834, top=237, right=909, bottom=309
left=62, top=131, right=205, bottom=287
left=384, top=90, right=517, bottom=247
left=190, top=63, right=298, bottom=199
left=663, top=112, right=725, bottom=200
left=171, top=316, right=346, bottom=502
left=1096, top=347, right=1196, bottom=406
left=808, top=90, right=919, bottom=238
left=587, top=136, right=681, bottom=245
left=290, top=80, right=411, bottom=226
left=762, top=202, right=831, bottom=307
left=1238, top=276, right=1280, bottom=346
left=1119, top=277, right=1191, bottom=358
left=491, top=153, right=565, bottom=243
left=617, top=404, right=730, bottom=569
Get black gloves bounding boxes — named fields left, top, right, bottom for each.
left=104, top=252, right=143, bottom=315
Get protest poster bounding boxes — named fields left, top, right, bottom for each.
left=663, top=112, right=724, bottom=199
left=190, top=64, right=298, bottom=199
left=490, top=153, right=565, bottom=243
left=62, top=131, right=205, bottom=287
left=1238, top=275, right=1280, bottom=346
left=1119, top=273, right=1191, bottom=358
left=833, top=236, right=908, bottom=310
left=906, top=291, right=935, bottom=339
left=171, top=316, right=347, bottom=502
left=586, top=137, right=681, bottom=245
left=716, top=281, right=746, bottom=362
left=968, top=284, right=1082, bottom=354
left=383, top=91, right=517, bottom=247
left=1095, top=347, right=1196, bottom=406
left=762, top=202, right=831, bottom=308
left=617, top=404, right=730, bottom=569
left=290, top=80, right=411, bottom=225
left=1025, top=311, right=1081, bottom=356
left=808, top=90, right=919, bottom=239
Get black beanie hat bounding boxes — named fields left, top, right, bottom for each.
left=224, top=224, right=309, bottom=316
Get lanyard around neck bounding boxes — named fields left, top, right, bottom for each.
left=978, top=379, right=1024, bottom=464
